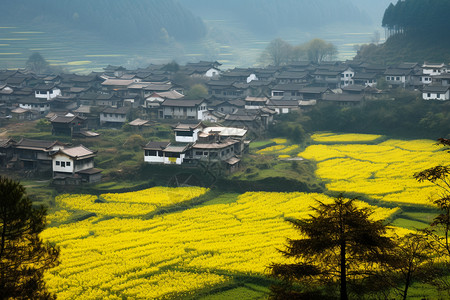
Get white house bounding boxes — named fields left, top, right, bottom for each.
left=143, top=142, right=189, bottom=165
left=422, top=85, right=450, bottom=101
left=51, top=145, right=102, bottom=183
left=18, top=97, right=51, bottom=115
left=143, top=141, right=170, bottom=164
left=160, top=99, right=208, bottom=120
left=173, top=122, right=204, bottom=143
left=340, top=67, right=355, bottom=87
left=34, top=84, right=61, bottom=100
left=422, top=63, right=447, bottom=76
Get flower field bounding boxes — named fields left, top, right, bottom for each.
left=43, top=191, right=399, bottom=299
left=298, top=138, right=447, bottom=205
left=55, top=186, right=208, bottom=217
left=311, top=132, right=383, bottom=143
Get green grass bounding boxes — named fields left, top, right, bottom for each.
left=249, top=140, right=275, bottom=150
left=202, top=193, right=240, bottom=206
left=198, top=285, right=268, bottom=300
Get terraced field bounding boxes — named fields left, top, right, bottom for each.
left=40, top=133, right=446, bottom=299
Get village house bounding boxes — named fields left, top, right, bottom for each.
left=34, top=83, right=61, bottom=100
left=50, top=114, right=88, bottom=136
left=100, top=106, right=130, bottom=126
left=143, top=123, right=247, bottom=171
left=422, top=62, right=447, bottom=76
left=184, top=61, right=221, bottom=78
left=352, top=73, right=377, bottom=87
left=173, top=122, right=205, bottom=143
left=0, top=138, right=16, bottom=168
left=51, top=145, right=102, bottom=184
left=12, top=138, right=66, bottom=174
left=160, top=99, right=208, bottom=120
left=422, top=85, right=450, bottom=101
left=17, top=96, right=51, bottom=116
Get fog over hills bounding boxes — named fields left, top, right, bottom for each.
left=0, top=0, right=393, bottom=71
left=0, top=0, right=206, bottom=43
left=181, top=0, right=374, bottom=35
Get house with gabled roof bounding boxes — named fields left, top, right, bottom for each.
left=13, top=138, right=66, bottom=173
left=100, top=106, right=130, bottom=126
left=51, top=145, right=102, bottom=184
left=173, top=122, right=205, bottom=143
left=50, top=114, right=88, bottom=136
left=160, top=99, right=208, bottom=120
left=422, top=85, right=450, bottom=101
left=34, top=83, right=61, bottom=100
left=17, top=96, right=51, bottom=116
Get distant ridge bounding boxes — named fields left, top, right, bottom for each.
left=0, top=0, right=206, bottom=43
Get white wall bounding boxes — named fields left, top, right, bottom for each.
left=423, top=90, right=450, bottom=100
left=53, top=154, right=74, bottom=173
left=100, top=113, right=126, bottom=123
left=35, top=88, right=61, bottom=100
left=205, top=68, right=220, bottom=77
left=175, top=129, right=199, bottom=143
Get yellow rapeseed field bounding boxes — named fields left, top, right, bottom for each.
left=43, top=191, right=399, bottom=299
left=311, top=132, right=383, bottom=143
left=299, top=137, right=447, bottom=205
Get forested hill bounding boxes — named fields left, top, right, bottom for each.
left=356, top=0, right=450, bottom=64
left=180, top=0, right=372, bottom=35
left=0, top=0, right=206, bottom=43
left=382, top=0, right=450, bottom=36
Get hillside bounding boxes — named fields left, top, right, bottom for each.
left=0, top=0, right=206, bottom=43
left=355, top=0, right=450, bottom=64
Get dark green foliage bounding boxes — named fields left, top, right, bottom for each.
left=269, top=196, right=395, bottom=300
left=0, top=177, right=59, bottom=299
left=270, top=112, right=307, bottom=143
left=302, top=97, right=450, bottom=139
left=415, top=139, right=450, bottom=257
left=382, top=0, right=450, bottom=35
left=357, top=0, right=450, bottom=64
left=185, top=84, right=208, bottom=100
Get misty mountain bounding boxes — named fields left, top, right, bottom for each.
left=0, top=0, right=206, bottom=43
left=180, top=0, right=373, bottom=35
left=349, top=0, right=394, bottom=25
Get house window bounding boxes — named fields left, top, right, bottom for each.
left=427, top=93, right=431, bottom=97
left=56, top=161, right=60, bottom=166
left=396, top=77, right=400, bottom=81
left=61, top=162, right=66, bottom=167
left=146, top=150, right=157, bottom=156
left=195, top=151, right=203, bottom=156
left=437, top=93, right=441, bottom=98
left=66, top=162, right=71, bottom=167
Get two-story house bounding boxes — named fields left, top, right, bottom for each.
left=52, top=145, right=102, bottom=183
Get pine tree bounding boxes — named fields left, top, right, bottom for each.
left=269, top=195, right=395, bottom=300
left=0, top=177, right=59, bottom=299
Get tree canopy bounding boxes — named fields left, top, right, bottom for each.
left=382, top=0, right=450, bottom=36
left=260, top=38, right=337, bottom=66
left=269, top=196, right=395, bottom=299
left=0, top=177, right=59, bottom=299
left=25, top=52, right=49, bottom=74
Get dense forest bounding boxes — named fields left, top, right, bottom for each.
left=356, top=0, right=450, bottom=64
left=0, top=0, right=206, bottom=43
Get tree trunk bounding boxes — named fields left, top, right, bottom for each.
left=340, top=238, right=348, bottom=300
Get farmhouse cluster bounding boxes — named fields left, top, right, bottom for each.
left=0, top=138, right=101, bottom=184
left=0, top=59, right=448, bottom=183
